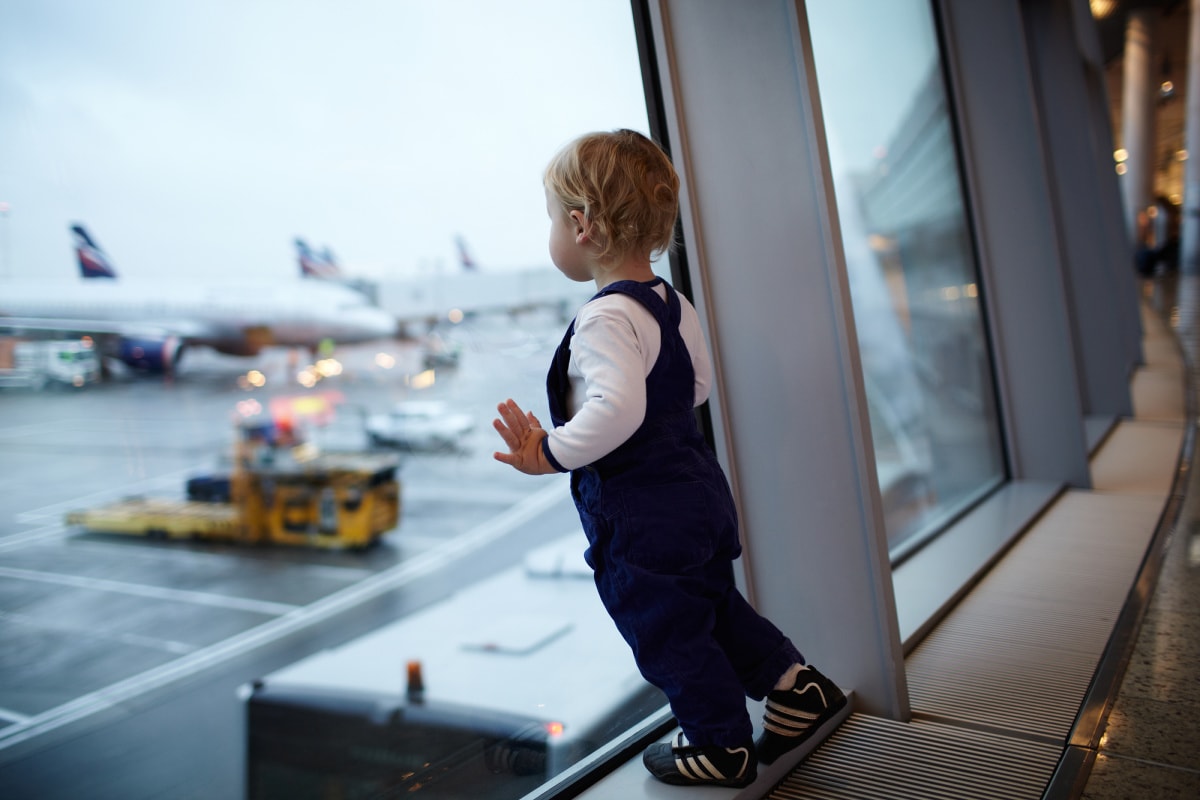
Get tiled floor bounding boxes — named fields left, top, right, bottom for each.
left=1080, top=277, right=1200, bottom=798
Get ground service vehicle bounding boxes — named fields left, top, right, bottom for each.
left=365, top=400, right=475, bottom=450
left=0, top=337, right=99, bottom=389
left=243, top=536, right=668, bottom=800
left=65, top=422, right=400, bottom=550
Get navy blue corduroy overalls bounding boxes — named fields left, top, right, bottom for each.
left=546, top=277, right=803, bottom=748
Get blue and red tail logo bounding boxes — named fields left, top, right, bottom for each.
left=455, top=235, right=478, bottom=271
left=295, top=238, right=341, bottom=279
left=71, top=224, right=118, bottom=279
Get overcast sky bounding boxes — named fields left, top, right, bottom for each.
left=0, top=1, right=648, bottom=282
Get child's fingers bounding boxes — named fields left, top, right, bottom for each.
left=496, top=400, right=528, bottom=434
left=494, top=402, right=520, bottom=432
left=493, top=400, right=546, bottom=476
left=507, top=399, right=530, bottom=426
left=492, top=417, right=519, bottom=449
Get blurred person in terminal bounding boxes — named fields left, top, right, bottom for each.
left=1135, top=196, right=1179, bottom=279
left=492, top=129, right=847, bottom=788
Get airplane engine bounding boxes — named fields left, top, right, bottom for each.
left=209, top=326, right=272, bottom=357
left=116, top=336, right=183, bottom=373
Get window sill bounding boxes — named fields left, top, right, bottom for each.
left=892, top=479, right=1063, bottom=653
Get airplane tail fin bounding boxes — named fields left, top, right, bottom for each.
left=71, top=224, right=118, bottom=279
left=295, top=237, right=342, bottom=279
left=454, top=235, right=478, bottom=271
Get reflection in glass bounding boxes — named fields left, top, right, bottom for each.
left=0, top=3, right=661, bottom=798
left=806, top=0, right=1006, bottom=558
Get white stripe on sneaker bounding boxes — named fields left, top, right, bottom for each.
left=677, top=753, right=721, bottom=781
left=765, top=706, right=820, bottom=722
left=793, top=682, right=828, bottom=706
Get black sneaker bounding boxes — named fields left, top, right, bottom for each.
left=642, top=732, right=757, bottom=788
left=755, top=664, right=847, bottom=764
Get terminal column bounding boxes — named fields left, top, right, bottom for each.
left=1121, top=8, right=1158, bottom=242
left=1182, top=0, right=1200, bottom=276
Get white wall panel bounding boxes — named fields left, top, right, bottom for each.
left=648, top=0, right=908, bottom=719
left=1022, top=0, right=1138, bottom=419
left=938, top=0, right=1093, bottom=487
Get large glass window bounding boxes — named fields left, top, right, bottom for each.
left=805, top=1, right=1006, bottom=559
left=0, top=3, right=663, bottom=798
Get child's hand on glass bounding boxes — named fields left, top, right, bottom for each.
left=492, top=398, right=554, bottom=475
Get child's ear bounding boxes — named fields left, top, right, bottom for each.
left=569, top=209, right=589, bottom=242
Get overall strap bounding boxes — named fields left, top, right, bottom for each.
left=593, top=277, right=676, bottom=334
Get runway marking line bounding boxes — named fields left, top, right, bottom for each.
left=0, top=566, right=299, bottom=617
left=51, top=539, right=377, bottom=581
left=12, top=467, right=194, bottom=525
left=0, top=708, right=31, bottom=725
left=0, top=610, right=196, bottom=656
left=0, top=524, right=66, bottom=554
left=0, top=478, right=568, bottom=757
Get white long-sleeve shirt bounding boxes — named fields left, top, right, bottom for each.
left=544, top=282, right=712, bottom=471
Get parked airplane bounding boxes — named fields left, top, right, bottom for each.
left=73, top=225, right=118, bottom=279
left=294, top=234, right=591, bottom=333
left=453, top=234, right=478, bottom=271
left=294, top=237, right=379, bottom=306
left=0, top=224, right=398, bottom=373
left=295, top=238, right=342, bottom=280
left=296, top=234, right=483, bottom=281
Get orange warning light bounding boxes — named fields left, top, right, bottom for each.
left=406, top=660, right=425, bottom=700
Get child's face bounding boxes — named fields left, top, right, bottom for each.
left=546, top=189, right=594, bottom=283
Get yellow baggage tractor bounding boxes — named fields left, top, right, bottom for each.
left=65, top=424, right=401, bottom=550
left=65, top=498, right=242, bottom=542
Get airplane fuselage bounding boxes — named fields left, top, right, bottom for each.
left=0, top=279, right=397, bottom=357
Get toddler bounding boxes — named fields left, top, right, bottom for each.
left=493, top=129, right=846, bottom=788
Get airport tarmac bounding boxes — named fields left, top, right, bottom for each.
left=0, top=311, right=588, bottom=799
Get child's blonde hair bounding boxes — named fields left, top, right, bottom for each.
left=544, top=129, right=679, bottom=267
